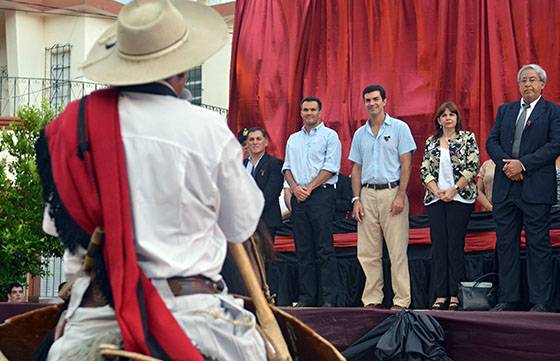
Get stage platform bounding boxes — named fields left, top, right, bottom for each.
left=269, top=211, right=560, bottom=310
left=285, top=307, right=560, bottom=361
left=2, top=302, right=560, bottom=361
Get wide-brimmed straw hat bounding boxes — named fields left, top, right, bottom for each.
left=81, top=0, right=227, bottom=85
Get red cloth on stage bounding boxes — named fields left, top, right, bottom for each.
left=44, top=89, right=203, bottom=360
left=273, top=229, right=560, bottom=253
left=228, top=0, right=560, bottom=215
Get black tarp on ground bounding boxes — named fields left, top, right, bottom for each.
left=287, top=307, right=560, bottom=361
left=342, top=310, right=452, bottom=361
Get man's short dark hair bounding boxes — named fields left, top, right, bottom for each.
left=362, top=85, right=386, bottom=100
left=247, top=127, right=268, bottom=139
left=300, top=96, right=322, bottom=110
left=8, top=282, right=23, bottom=294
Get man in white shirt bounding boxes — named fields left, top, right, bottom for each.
left=349, top=85, right=416, bottom=310
left=283, top=96, right=342, bottom=307
left=37, top=1, right=266, bottom=360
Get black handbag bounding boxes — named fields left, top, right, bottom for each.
left=458, top=273, right=497, bottom=311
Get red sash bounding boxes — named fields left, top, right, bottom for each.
left=39, top=88, right=203, bottom=360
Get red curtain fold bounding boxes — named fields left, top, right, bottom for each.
left=228, top=0, right=560, bottom=215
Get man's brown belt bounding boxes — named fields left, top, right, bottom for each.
left=81, top=275, right=224, bottom=307
left=167, top=275, right=225, bottom=296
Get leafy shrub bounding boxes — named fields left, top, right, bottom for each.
left=0, top=101, right=62, bottom=299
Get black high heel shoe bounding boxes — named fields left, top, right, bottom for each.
left=448, top=298, right=460, bottom=311
left=430, top=298, right=448, bottom=310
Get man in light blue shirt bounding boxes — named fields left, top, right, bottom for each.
left=283, top=96, right=341, bottom=307
left=349, top=85, right=416, bottom=310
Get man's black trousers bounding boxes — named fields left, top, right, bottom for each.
left=291, top=186, right=340, bottom=306
left=493, top=183, right=553, bottom=305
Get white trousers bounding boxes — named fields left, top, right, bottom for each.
left=47, top=276, right=266, bottom=361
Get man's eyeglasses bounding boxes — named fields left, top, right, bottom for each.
left=519, top=77, right=541, bottom=84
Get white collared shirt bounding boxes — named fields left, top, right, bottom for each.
left=246, top=153, right=264, bottom=175
left=349, top=114, right=416, bottom=184
left=425, top=147, right=475, bottom=205
left=45, top=92, right=264, bottom=281
left=517, top=96, right=541, bottom=126
left=282, top=122, right=341, bottom=185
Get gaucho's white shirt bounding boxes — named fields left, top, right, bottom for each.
left=44, top=90, right=264, bottom=282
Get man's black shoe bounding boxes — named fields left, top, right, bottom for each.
left=529, top=304, right=550, bottom=312
left=490, top=302, right=518, bottom=311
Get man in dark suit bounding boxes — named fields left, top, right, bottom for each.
left=244, top=128, right=284, bottom=238
left=486, top=64, right=560, bottom=312
left=222, top=127, right=281, bottom=296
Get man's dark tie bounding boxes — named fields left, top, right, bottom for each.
left=511, top=103, right=531, bottom=158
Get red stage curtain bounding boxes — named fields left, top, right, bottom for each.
left=228, top=0, right=560, bottom=215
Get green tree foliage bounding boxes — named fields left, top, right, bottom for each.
left=0, top=101, right=62, bottom=299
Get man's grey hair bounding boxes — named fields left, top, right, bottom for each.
left=517, top=64, right=547, bottom=83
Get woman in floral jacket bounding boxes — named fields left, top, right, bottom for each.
left=420, top=101, right=479, bottom=310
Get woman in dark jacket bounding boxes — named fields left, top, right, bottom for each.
left=420, top=102, right=479, bottom=310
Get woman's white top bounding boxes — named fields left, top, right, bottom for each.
left=426, top=147, right=476, bottom=206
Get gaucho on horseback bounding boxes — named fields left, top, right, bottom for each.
left=35, top=1, right=267, bottom=359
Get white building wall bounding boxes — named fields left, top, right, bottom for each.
left=82, top=17, right=114, bottom=81
left=44, top=15, right=113, bottom=81
left=4, top=11, right=113, bottom=81
left=0, top=11, right=114, bottom=116
left=5, top=10, right=45, bottom=78
left=3, top=11, right=45, bottom=115
left=202, top=33, right=232, bottom=109
left=44, top=15, right=86, bottom=80
left=0, top=14, right=7, bottom=72
left=200, top=1, right=234, bottom=109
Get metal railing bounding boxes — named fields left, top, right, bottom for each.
left=0, top=76, right=106, bottom=116
left=0, top=76, right=228, bottom=117
left=201, top=103, right=228, bottom=117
